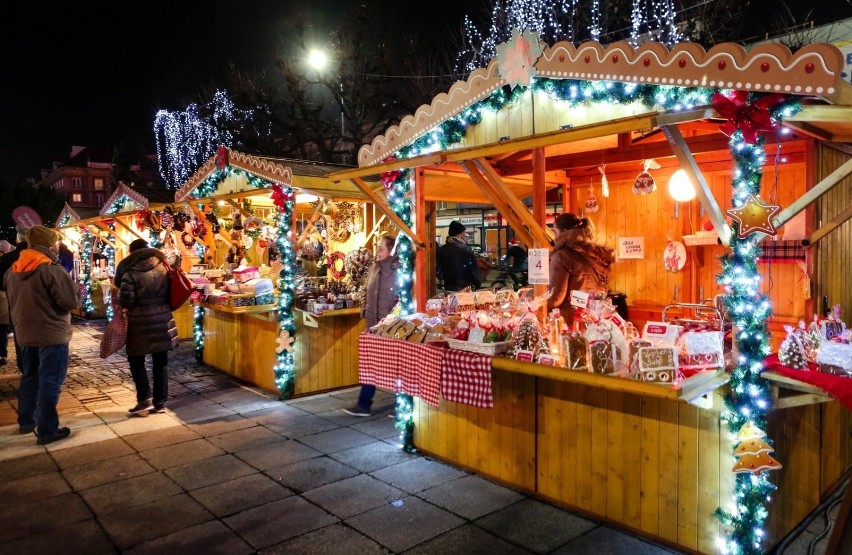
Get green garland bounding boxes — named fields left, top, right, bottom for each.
left=79, top=229, right=95, bottom=316
left=193, top=304, right=204, bottom=362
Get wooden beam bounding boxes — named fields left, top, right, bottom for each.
left=805, top=204, right=852, bottom=247
left=661, top=125, right=732, bottom=246
left=474, top=158, right=553, bottom=247
left=113, top=218, right=146, bottom=242
left=89, top=223, right=117, bottom=249
left=460, top=161, right=535, bottom=248
left=225, top=199, right=251, bottom=218
left=363, top=214, right=387, bottom=246
left=415, top=169, right=428, bottom=311
left=532, top=148, right=550, bottom=246
left=774, top=157, right=852, bottom=230
left=349, top=177, right=425, bottom=249
left=782, top=121, right=834, bottom=142
left=92, top=221, right=127, bottom=245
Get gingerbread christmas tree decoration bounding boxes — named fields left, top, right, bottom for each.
left=732, top=452, right=783, bottom=474
left=725, top=194, right=781, bottom=238
left=733, top=437, right=773, bottom=456
left=736, top=421, right=767, bottom=440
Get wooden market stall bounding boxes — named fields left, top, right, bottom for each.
left=330, top=40, right=852, bottom=554
left=175, top=148, right=389, bottom=395
left=55, top=203, right=110, bottom=319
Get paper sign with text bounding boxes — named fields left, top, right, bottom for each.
left=527, top=248, right=549, bottom=285
left=618, top=236, right=645, bottom=259
left=570, top=289, right=590, bottom=308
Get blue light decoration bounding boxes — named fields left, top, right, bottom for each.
left=104, top=222, right=116, bottom=322
left=384, top=75, right=802, bottom=547
left=187, top=166, right=297, bottom=399
left=79, top=228, right=95, bottom=316
left=154, top=90, right=261, bottom=189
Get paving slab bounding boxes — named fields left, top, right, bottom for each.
left=223, top=495, right=338, bottom=550
left=259, top=413, right=340, bottom=438
left=475, top=498, right=599, bottom=553
left=164, top=453, right=258, bottom=490
left=265, top=455, right=360, bottom=493
left=552, top=525, right=680, bottom=554
left=207, top=424, right=285, bottom=452
left=124, top=520, right=254, bottom=555
left=189, top=473, right=293, bottom=517
left=0, top=451, right=58, bottom=481
left=418, top=474, right=525, bottom=520
left=49, top=436, right=135, bottom=469
left=138, top=438, right=226, bottom=470
left=0, top=518, right=116, bottom=555
left=370, top=457, right=468, bottom=494
left=44, top=423, right=119, bottom=452
left=62, top=453, right=156, bottom=491
left=121, top=425, right=203, bottom=451
left=303, top=474, right=406, bottom=519
left=261, top=523, right=387, bottom=555
left=186, top=413, right=259, bottom=436
left=0, top=492, right=93, bottom=543
left=234, top=438, right=323, bottom=471
left=329, top=438, right=419, bottom=473
left=296, top=426, right=379, bottom=454
left=98, top=493, right=213, bottom=550
left=0, top=471, right=71, bottom=503
left=345, top=495, right=465, bottom=553
left=405, top=522, right=534, bottom=554
left=80, top=471, right=184, bottom=513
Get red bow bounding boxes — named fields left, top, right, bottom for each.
left=270, top=184, right=293, bottom=211
left=712, top=91, right=786, bottom=144
left=380, top=157, right=400, bottom=193
left=215, top=145, right=229, bottom=169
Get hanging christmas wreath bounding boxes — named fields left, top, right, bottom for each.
left=181, top=231, right=196, bottom=248
left=328, top=251, right=346, bottom=280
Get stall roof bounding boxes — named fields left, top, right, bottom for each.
left=56, top=203, right=100, bottom=228
left=175, top=149, right=369, bottom=202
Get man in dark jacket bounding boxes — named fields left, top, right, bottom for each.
left=116, top=239, right=179, bottom=416
left=4, top=226, right=80, bottom=444
left=436, top=220, right=481, bottom=291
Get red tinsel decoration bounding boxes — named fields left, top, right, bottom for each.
left=270, top=183, right=293, bottom=211
left=135, top=209, right=151, bottom=231
left=215, top=145, right=229, bottom=169
left=380, top=157, right=400, bottom=193
left=712, top=91, right=786, bottom=144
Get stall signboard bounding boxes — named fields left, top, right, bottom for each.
left=570, top=289, right=590, bottom=308
left=618, top=236, right=645, bottom=259
left=12, top=206, right=42, bottom=228
left=528, top=248, right=549, bottom=285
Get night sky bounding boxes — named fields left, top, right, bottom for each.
left=2, top=1, right=849, bottom=186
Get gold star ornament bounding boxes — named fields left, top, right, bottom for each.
left=726, top=194, right=781, bottom=239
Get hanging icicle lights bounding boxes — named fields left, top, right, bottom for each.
left=153, top=90, right=260, bottom=190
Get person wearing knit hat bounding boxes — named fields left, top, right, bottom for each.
left=4, top=222, right=80, bottom=444
left=548, top=213, right=615, bottom=325
left=437, top=220, right=481, bottom=292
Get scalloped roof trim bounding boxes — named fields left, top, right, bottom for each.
left=358, top=40, right=845, bottom=168
left=176, top=149, right=293, bottom=201
left=99, top=183, right=150, bottom=216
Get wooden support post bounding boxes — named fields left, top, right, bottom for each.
left=349, top=177, right=425, bottom=249
left=226, top=199, right=251, bottom=218
left=661, top=125, right=732, bottom=246
left=89, top=223, right=117, bottom=250
left=460, top=161, right=535, bottom=247
left=532, top=147, right=548, bottom=320
left=473, top=158, right=554, bottom=246
left=562, top=181, right=570, bottom=214
left=415, top=169, right=428, bottom=311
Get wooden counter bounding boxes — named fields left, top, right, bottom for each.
left=172, top=302, right=195, bottom=340
left=412, top=356, right=851, bottom=554
left=198, top=303, right=364, bottom=396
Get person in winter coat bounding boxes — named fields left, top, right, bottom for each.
left=436, top=220, right=481, bottom=291
left=4, top=226, right=80, bottom=444
left=344, top=235, right=399, bottom=417
left=548, top=213, right=616, bottom=325
left=0, top=240, right=16, bottom=366
left=57, top=242, right=74, bottom=273
left=116, top=239, right=179, bottom=416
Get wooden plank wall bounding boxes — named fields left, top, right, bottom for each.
left=577, top=163, right=808, bottom=349
left=202, top=310, right=279, bottom=392
left=173, top=303, right=194, bottom=340
left=293, top=313, right=364, bottom=396
left=813, top=143, right=852, bottom=319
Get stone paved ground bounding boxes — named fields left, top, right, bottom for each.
left=0, top=320, right=722, bottom=554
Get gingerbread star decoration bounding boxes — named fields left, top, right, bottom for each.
left=725, top=194, right=781, bottom=239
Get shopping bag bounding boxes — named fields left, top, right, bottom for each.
left=99, top=295, right=127, bottom=359
left=168, top=266, right=194, bottom=311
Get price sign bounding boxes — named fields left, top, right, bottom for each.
left=527, top=248, right=549, bottom=285
left=618, top=236, right=645, bottom=259
left=570, top=290, right=590, bottom=308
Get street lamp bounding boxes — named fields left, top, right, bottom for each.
left=306, top=48, right=344, bottom=137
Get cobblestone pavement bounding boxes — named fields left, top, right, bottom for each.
left=0, top=320, right=694, bottom=554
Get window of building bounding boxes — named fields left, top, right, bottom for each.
left=94, top=178, right=104, bottom=190
left=72, top=177, right=82, bottom=188
left=54, top=179, right=63, bottom=190
left=72, top=193, right=82, bottom=203
left=95, top=193, right=104, bottom=205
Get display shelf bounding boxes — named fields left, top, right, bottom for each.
left=196, top=302, right=277, bottom=321
left=762, top=371, right=834, bottom=409
left=294, top=307, right=361, bottom=318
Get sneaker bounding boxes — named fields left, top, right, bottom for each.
left=37, top=427, right=71, bottom=445
left=128, top=401, right=154, bottom=416
left=149, top=405, right=166, bottom=414
left=343, top=405, right=371, bottom=417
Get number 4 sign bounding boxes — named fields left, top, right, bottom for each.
left=527, top=248, right=549, bottom=285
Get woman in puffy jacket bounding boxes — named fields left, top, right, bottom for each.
left=115, top=239, right=179, bottom=416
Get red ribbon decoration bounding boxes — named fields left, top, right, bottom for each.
left=712, top=91, right=786, bottom=144
left=270, top=184, right=294, bottom=211
left=215, top=145, right=229, bottom=170
left=380, top=157, right=400, bottom=193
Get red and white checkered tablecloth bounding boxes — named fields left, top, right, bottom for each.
left=357, top=332, right=443, bottom=406
left=441, top=348, right=494, bottom=408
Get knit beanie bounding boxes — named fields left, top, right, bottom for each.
left=554, top=213, right=586, bottom=231
left=25, top=225, right=60, bottom=249
left=129, top=239, right=149, bottom=252
left=448, top=220, right=466, bottom=236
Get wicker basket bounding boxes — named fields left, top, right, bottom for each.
left=445, top=338, right=514, bottom=356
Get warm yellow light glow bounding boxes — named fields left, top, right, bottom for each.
left=668, top=169, right=696, bottom=202
left=217, top=200, right=226, bottom=206
left=295, top=193, right=319, bottom=204
left=307, top=49, right=328, bottom=71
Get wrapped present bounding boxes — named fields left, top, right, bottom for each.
left=638, top=346, right=679, bottom=384
left=778, top=324, right=808, bottom=369
left=205, top=292, right=230, bottom=305
left=563, top=334, right=589, bottom=371
left=678, top=331, right=724, bottom=372
left=255, top=292, right=275, bottom=306
left=642, top=321, right=683, bottom=347
left=227, top=293, right=256, bottom=307
left=816, top=342, right=852, bottom=376
left=628, top=339, right=652, bottom=373
left=233, top=266, right=260, bottom=283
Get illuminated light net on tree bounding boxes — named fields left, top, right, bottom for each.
left=457, top=0, right=683, bottom=73
left=153, top=90, right=259, bottom=189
